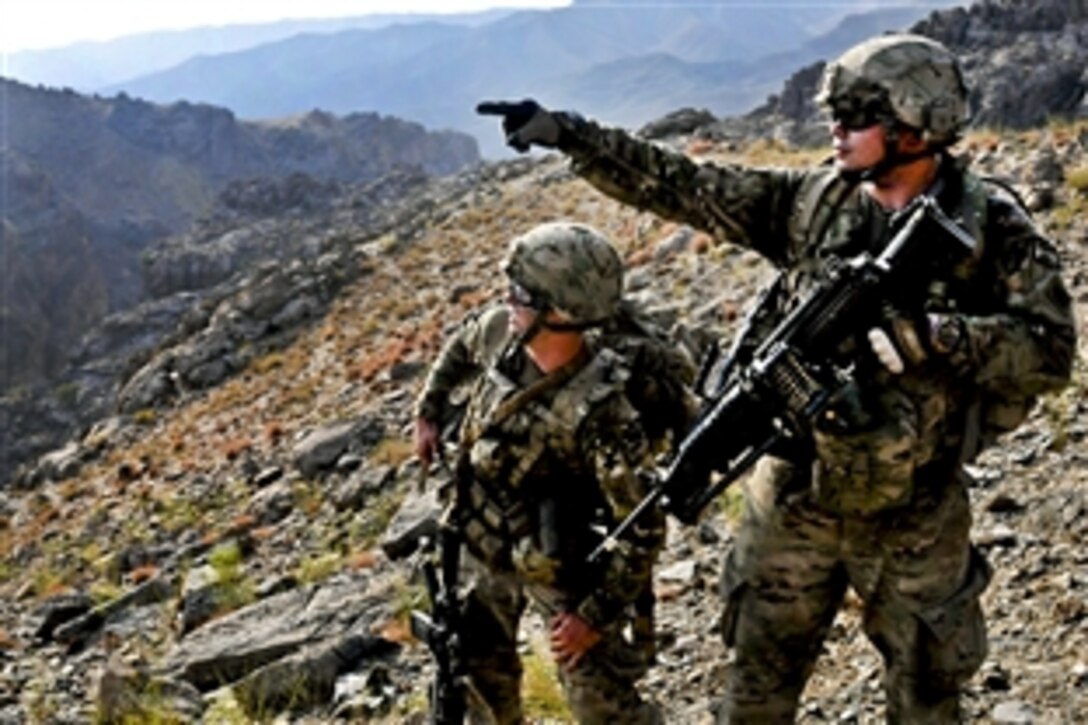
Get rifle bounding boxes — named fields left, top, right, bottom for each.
left=590, top=195, right=977, bottom=560
left=404, top=443, right=469, bottom=725
left=409, top=520, right=467, bottom=724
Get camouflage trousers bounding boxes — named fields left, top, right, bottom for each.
left=716, top=457, right=991, bottom=724
left=459, top=555, right=662, bottom=725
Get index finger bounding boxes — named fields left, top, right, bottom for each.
left=476, top=101, right=518, bottom=116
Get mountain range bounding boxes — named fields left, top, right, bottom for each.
left=3, top=9, right=512, bottom=91
left=7, top=1, right=963, bottom=157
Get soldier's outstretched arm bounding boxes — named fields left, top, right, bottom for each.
left=478, top=99, right=806, bottom=264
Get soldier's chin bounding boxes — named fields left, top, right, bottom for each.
left=836, top=163, right=870, bottom=183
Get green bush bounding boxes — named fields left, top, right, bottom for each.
left=1066, top=166, right=1088, bottom=193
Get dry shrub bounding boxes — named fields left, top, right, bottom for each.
left=351, top=316, right=446, bottom=382
left=264, top=421, right=286, bottom=445
left=221, top=437, right=254, bottom=462
left=353, top=338, right=411, bottom=382
left=369, top=438, right=415, bottom=468
left=691, top=232, right=714, bottom=255
left=0, top=629, right=20, bottom=650
left=456, top=288, right=493, bottom=311
left=226, top=513, right=258, bottom=537
left=348, top=550, right=378, bottom=570
left=1066, top=167, right=1088, bottom=194
left=31, top=504, right=60, bottom=531
left=249, top=526, right=277, bottom=542
left=376, top=617, right=414, bottom=645
left=626, top=249, right=654, bottom=267
left=128, top=564, right=158, bottom=584
left=686, top=138, right=716, bottom=156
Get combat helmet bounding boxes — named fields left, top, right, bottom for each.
left=503, top=221, right=622, bottom=328
left=817, top=33, right=969, bottom=146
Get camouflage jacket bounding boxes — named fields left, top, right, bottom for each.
left=555, top=117, right=1075, bottom=512
left=416, top=305, right=668, bottom=628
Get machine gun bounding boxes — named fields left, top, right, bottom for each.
left=408, top=520, right=467, bottom=725
left=590, top=195, right=977, bottom=560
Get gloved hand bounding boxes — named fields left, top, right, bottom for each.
left=926, top=312, right=967, bottom=355
left=477, top=99, right=561, bottom=152
left=868, top=313, right=967, bottom=375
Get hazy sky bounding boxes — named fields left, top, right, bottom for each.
left=0, top=1, right=571, bottom=53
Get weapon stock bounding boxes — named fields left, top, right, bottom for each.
left=591, top=197, right=976, bottom=559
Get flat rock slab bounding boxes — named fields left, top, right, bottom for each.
left=162, top=573, right=388, bottom=691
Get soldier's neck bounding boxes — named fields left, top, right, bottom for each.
left=524, top=332, right=587, bottom=374
left=864, top=152, right=941, bottom=211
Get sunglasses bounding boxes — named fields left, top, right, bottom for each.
left=507, top=282, right=541, bottom=309
left=828, top=103, right=885, bottom=132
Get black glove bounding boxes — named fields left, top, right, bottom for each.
left=477, top=99, right=561, bottom=153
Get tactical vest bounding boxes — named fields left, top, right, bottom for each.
left=454, top=330, right=634, bottom=589
left=747, top=162, right=1027, bottom=514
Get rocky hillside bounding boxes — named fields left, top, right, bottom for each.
left=0, top=116, right=1084, bottom=722
left=0, top=78, right=479, bottom=393
left=711, top=0, right=1088, bottom=146
left=0, top=166, right=474, bottom=493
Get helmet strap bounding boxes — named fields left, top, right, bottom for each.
left=840, top=122, right=938, bottom=184
left=509, top=307, right=593, bottom=354
left=539, top=318, right=600, bottom=333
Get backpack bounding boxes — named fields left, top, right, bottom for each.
left=598, top=298, right=699, bottom=445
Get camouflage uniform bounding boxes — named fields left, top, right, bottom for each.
left=417, top=251, right=690, bottom=723
left=533, top=44, right=1076, bottom=724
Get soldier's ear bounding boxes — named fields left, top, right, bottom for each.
left=896, top=126, right=928, bottom=154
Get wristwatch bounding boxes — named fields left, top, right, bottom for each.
left=928, top=313, right=966, bottom=355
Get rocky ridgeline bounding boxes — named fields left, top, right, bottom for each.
left=0, top=114, right=1084, bottom=722
left=703, top=0, right=1088, bottom=147
left=0, top=78, right=480, bottom=394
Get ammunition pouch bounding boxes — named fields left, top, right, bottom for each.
left=457, top=473, right=529, bottom=572
left=812, top=384, right=946, bottom=516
